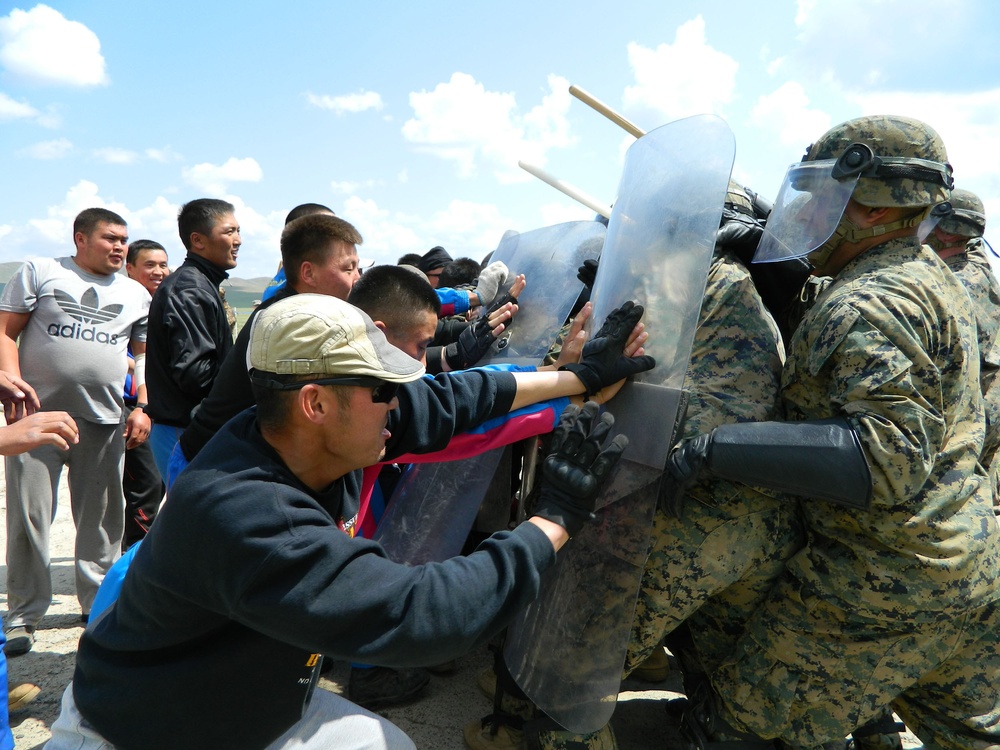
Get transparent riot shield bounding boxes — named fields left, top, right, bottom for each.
left=504, top=114, right=735, bottom=734
left=374, top=221, right=605, bottom=564
left=480, top=221, right=606, bottom=366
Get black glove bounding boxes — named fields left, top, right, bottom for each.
left=533, top=402, right=628, bottom=537
left=715, top=208, right=764, bottom=265
left=560, top=300, right=655, bottom=397
left=444, top=317, right=495, bottom=370
left=658, top=434, right=712, bottom=519
left=443, top=283, right=520, bottom=370
left=577, top=258, right=599, bottom=289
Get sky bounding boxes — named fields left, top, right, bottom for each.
left=1, top=0, right=999, bottom=281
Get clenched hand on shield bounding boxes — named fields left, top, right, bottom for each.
left=532, top=401, right=628, bottom=538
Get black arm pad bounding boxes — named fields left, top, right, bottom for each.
left=708, top=418, right=873, bottom=510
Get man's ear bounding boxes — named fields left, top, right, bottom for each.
left=188, top=231, right=205, bottom=251
left=373, top=320, right=388, bottom=334
left=298, top=384, right=328, bottom=423
left=862, top=206, right=892, bottom=227
left=298, top=261, right=315, bottom=289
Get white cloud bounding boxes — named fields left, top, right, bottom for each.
left=126, top=196, right=181, bottom=250
left=335, top=195, right=518, bottom=267
left=0, top=4, right=108, bottom=87
left=795, top=0, right=817, bottom=26
left=1, top=179, right=127, bottom=257
left=330, top=178, right=379, bottom=194
left=850, top=87, right=1000, bottom=188
left=751, top=81, right=833, bottom=146
left=93, top=147, right=138, bottom=165
left=306, top=90, right=384, bottom=115
left=402, top=72, right=576, bottom=183
left=17, top=136, right=72, bottom=159
left=145, top=147, right=182, bottom=163
left=622, top=16, right=739, bottom=122
left=538, top=200, right=594, bottom=227
left=0, top=90, right=37, bottom=119
left=182, top=157, right=263, bottom=195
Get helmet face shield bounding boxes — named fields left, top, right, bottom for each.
left=753, top=160, right=860, bottom=263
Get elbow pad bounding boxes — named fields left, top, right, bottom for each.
left=708, top=418, right=873, bottom=510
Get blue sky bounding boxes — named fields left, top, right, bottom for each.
left=1, top=0, right=999, bottom=280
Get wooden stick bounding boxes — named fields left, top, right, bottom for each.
left=569, top=84, right=645, bottom=139
left=517, top=161, right=612, bottom=219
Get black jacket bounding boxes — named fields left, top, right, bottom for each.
left=179, top=286, right=294, bottom=460
left=145, top=253, right=232, bottom=426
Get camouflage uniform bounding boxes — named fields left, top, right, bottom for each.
left=711, top=236, right=1000, bottom=749
left=624, top=249, right=804, bottom=678
left=942, top=237, right=1000, bottom=476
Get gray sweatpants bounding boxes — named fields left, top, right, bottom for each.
left=5, top=420, right=125, bottom=628
left=45, top=682, right=416, bottom=750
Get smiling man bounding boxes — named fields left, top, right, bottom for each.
left=0, top=207, right=150, bottom=654
left=144, top=198, right=241, bottom=478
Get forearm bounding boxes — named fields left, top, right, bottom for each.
left=0, top=336, right=21, bottom=377
left=510, top=370, right=584, bottom=412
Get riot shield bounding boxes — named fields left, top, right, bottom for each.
left=374, top=221, right=604, bottom=564
left=504, top=114, right=735, bottom=734
left=480, top=221, right=605, bottom=366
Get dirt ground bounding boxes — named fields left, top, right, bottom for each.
left=0, top=467, right=923, bottom=749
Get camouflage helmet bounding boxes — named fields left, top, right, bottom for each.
left=938, top=188, right=986, bottom=237
left=802, top=115, right=953, bottom=208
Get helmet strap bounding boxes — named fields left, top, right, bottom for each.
left=807, top=207, right=929, bottom=268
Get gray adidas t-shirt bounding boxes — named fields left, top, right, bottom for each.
left=0, top=257, right=149, bottom=424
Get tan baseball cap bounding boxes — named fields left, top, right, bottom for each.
left=246, top=293, right=425, bottom=383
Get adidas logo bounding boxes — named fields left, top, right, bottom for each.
left=46, top=287, right=124, bottom=345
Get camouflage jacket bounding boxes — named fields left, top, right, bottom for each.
left=944, top=237, right=1000, bottom=470
left=681, top=250, right=785, bottom=505
left=782, top=236, right=1000, bottom=621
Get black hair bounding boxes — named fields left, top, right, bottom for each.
left=126, top=239, right=167, bottom=266
left=73, top=207, right=126, bottom=238
left=284, top=203, right=335, bottom=225
left=281, top=214, right=363, bottom=286
left=177, top=198, right=236, bottom=250
left=438, top=257, right=481, bottom=288
left=348, top=264, right=441, bottom=331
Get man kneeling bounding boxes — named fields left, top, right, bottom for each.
left=46, top=293, right=639, bottom=750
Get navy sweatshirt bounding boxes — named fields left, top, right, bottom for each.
left=73, top=368, right=556, bottom=750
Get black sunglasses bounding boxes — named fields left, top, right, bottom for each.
left=251, top=373, right=399, bottom=404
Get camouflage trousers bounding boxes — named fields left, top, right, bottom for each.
left=711, top=575, right=1000, bottom=749
left=624, top=483, right=803, bottom=678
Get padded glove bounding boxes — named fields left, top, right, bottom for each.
left=560, top=300, right=655, bottom=397
left=533, top=402, right=628, bottom=537
left=443, top=282, right=521, bottom=370
left=715, top=208, right=764, bottom=263
left=444, top=316, right=495, bottom=370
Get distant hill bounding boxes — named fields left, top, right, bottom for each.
left=0, top=261, right=270, bottom=309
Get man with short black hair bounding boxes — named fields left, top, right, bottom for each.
left=176, top=212, right=362, bottom=469
left=0, top=207, right=150, bottom=653
left=145, top=198, right=240, bottom=478
left=260, top=203, right=338, bottom=303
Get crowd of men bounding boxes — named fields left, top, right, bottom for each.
left=0, top=111, right=997, bottom=750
